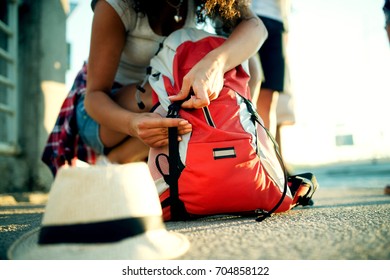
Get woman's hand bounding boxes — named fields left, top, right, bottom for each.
left=129, top=112, right=192, bottom=148
left=169, top=54, right=225, bottom=109
left=169, top=11, right=266, bottom=109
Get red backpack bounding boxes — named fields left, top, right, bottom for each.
left=147, top=28, right=317, bottom=222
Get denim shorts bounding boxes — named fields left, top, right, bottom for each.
left=76, top=93, right=105, bottom=154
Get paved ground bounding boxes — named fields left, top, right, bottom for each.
left=1, top=187, right=389, bottom=260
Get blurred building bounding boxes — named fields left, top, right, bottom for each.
left=0, top=0, right=69, bottom=193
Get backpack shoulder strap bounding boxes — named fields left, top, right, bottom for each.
left=241, top=98, right=289, bottom=222
left=166, top=101, right=191, bottom=220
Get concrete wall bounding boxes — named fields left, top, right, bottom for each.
left=0, top=0, right=68, bottom=193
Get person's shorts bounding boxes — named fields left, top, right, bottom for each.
left=76, top=93, right=105, bottom=154
left=257, top=16, right=286, bottom=92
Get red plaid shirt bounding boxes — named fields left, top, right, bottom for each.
left=41, top=63, right=97, bottom=176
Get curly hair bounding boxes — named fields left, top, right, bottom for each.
left=202, top=0, right=252, bottom=33
left=203, top=0, right=251, bottom=21
left=132, top=0, right=251, bottom=24
left=91, top=0, right=252, bottom=33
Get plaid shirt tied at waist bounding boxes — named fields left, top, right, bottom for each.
left=41, top=63, right=97, bottom=176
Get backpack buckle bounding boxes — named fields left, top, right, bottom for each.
left=167, top=102, right=182, bottom=118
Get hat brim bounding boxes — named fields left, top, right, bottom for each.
left=7, top=227, right=190, bottom=260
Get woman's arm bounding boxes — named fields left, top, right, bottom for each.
left=85, top=1, right=191, bottom=148
left=170, top=9, right=267, bottom=108
left=85, top=0, right=131, bottom=135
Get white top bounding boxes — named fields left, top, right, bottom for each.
left=251, top=0, right=290, bottom=28
left=104, top=0, right=197, bottom=85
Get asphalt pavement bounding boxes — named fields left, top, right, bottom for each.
left=1, top=187, right=389, bottom=260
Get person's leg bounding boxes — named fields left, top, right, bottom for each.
left=77, top=82, right=154, bottom=164
left=255, top=16, right=285, bottom=137
left=248, top=54, right=262, bottom=103
left=98, top=83, right=153, bottom=148
left=256, top=88, right=278, bottom=136
left=102, top=83, right=153, bottom=163
left=106, top=136, right=150, bottom=163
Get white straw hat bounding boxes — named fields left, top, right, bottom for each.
left=7, top=162, right=190, bottom=260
